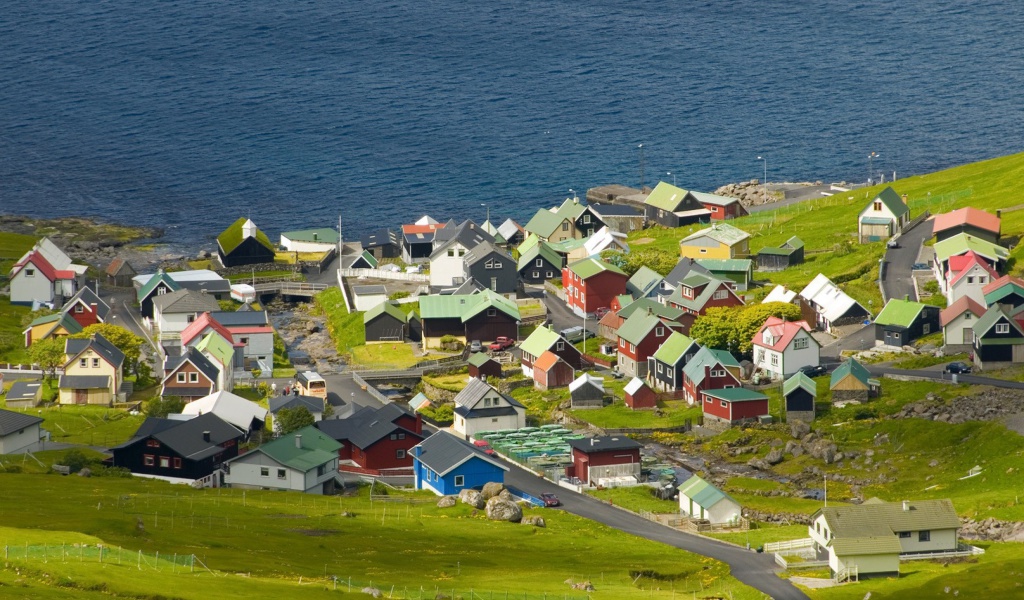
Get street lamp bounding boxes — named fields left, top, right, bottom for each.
left=568, top=188, right=577, bottom=202
left=638, top=144, right=645, bottom=191
left=868, top=152, right=880, bottom=185
left=756, top=156, right=767, bottom=202
left=480, top=202, right=489, bottom=225
left=667, top=171, right=676, bottom=186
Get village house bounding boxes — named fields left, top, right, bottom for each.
left=692, top=191, right=748, bottom=221
left=524, top=197, right=605, bottom=242
left=665, top=274, right=744, bottom=327
left=135, top=270, right=181, bottom=319
left=223, top=426, right=341, bottom=494
left=756, top=236, right=805, bottom=272
left=682, top=346, right=741, bottom=405
left=751, top=317, right=820, bottom=380
left=874, top=298, right=941, bottom=347
left=496, top=218, right=525, bottom=247
left=417, top=289, right=520, bottom=351
left=195, top=331, right=239, bottom=392
left=972, top=305, right=1024, bottom=368
left=160, top=347, right=220, bottom=401
left=943, top=250, right=999, bottom=305
left=518, top=326, right=583, bottom=378
left=932, top=233, right=1008, bottom=287
left=363, top=302, right=408, bottom=343
left=531, top=350, right=576, bottom=390
left=0, top=409, right=45, bottom=454
left=217, top=218, right=276, bottom=268
left=679, top=223, right=750, bottom=260
left=23, top=312, right=82, bottom=348
left=563, top=226, right=629, bottom=263
left=809, top=498, right=963, bottom=579
left=462, top=241, right=518, bottom=294
left=616, top=309, right=680, bottom=378
left=467, top=352, right=502, bottom=380
left=798, top=274, right=871, bottom=334
left=359, top=227, right=401, bottom=260
left=678, top=474, right=742, bottom=525
left=401, top=217, right=446, bottom=264
left=60, top=286, right=111, bottom=329
left=783, top=371, right=817, bottom=423
left=830, top=358, right=879, bottom=403
left=569, top=373, right=606, bottom=409
left=4, top=381, right=44, bottom=409
left=428, top=220, right=494, bottom=288
left=940, top=296, right=985, bottom=350
left=656, top=257, right=712, bottom=301
left=857, top=187, right=910, bottom=243
left=626, top=266, right=664, bottom=301
left=344, top=249, right=379, bottom=270
left=108, top=412, right=242, bottom=485
left=351, top=285, right=389, bottom=312
left=562, top=257, right=629, bottom=317
left=567, top=436, right=643, bottom=487
left=7, top=248, right=78, bottom=307
left=624, top=377, right=657, bottom=409
left=516, top=239, right=563, bottom=285
left=932, top=207, right=1001, bottom=244
left=412, top=431, right=508, bottom=496
left=588, top=203, right=645, bottom=234
left=279, top=228, right=339, bottom=253
left=269, top=394, right=327, bottom=433
left=701, top=388, right=770, bottom=428
left=695, top=258, right=754, bottom=291
left=179, top=312, right=240, bottom=355
left=59, top=334, right=125, bottom=405
left=105, top=257, right=137, bottom=288
left=598, top=298, right=689, bottom=343
left=151, top=289, right=221, bottom=351
left=983, top=275, right=1024, bottom=310
left=317, top=404, right=426, bottom=475
left=179, top=390, right=268, bottom=441
left=642, top=182, right=711, bottom=227
left=646, top=331, right=700, bottom=395
left=451, top=377, right=525, bottom=439
left=209, top=310, right=276, bottom=372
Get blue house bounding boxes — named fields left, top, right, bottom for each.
left=412, top=431, right=508, bottom=496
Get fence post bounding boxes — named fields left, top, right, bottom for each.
left=138, top=550, right=142, bottom=570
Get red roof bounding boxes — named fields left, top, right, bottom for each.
left=533, top=350, right=563, bottom=372
left=751, top=316, right=813, bottom=352
left=947, top=251, right=999, bottom=287
left=932, top=207, right=1001, bottom=236
left=227, top=325, right=275, bottom=335
left=10, top=250, right=76, bottom=282
left=402, top=223, right=445, bottom=235
left=180, top=312, right=235, bottom=346
left=940, top=297, right=985, bottom=327
left=982, top=274, right=1024, bottom=296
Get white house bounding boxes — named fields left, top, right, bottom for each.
left=180, top=390, right=268, bottom=439
left=268, top=394, right=327, bottom=433
left=940, top=296, right=985, bottom=348
left=428, top=221, right=492, bottom=288
left=351, top=285, right=389, bottom=312
left=0, top=410, right=45, bottom=454
left=8, top=249, right=78, bottom=307
left=677, top=474, right=742, bottom=525
left=944, top=250, right=998, bottom=305
left=809, top=498, right=963, bottom=579
left=762, top=285, right=797, bottom=305
left=798, top=274, right=871, bottom=333
left=224, top=426, right=341, bottom=494
left=857, top=187, right=909, bottom=243
left=751, top=317, right=819, bottom=380
left=279, top=228, right=339, bottom=253
left=565, top=226, right=629, bottom=262
left=150, top=289, right=221, bottom=349
left=451, top=377, right=525, bottom=439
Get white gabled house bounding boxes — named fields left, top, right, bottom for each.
left=943, top=250, right=998, bottom=305
left=798, top=274, right=871, bottom=334
left=857, top=187, right=909, bottom=243
left=751, top=317, right=819, bottom=380
left=451, top=377, right=525, bottom=439
left=940, top=296, right=985, bottom=348
left=677, top=474, right=742, bottom=525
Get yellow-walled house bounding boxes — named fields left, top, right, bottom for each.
left=23, top=313, right=83, bottom=348
left=59, top=334, right=125, bottom=405
left=679, top=223, right=750, bottom=260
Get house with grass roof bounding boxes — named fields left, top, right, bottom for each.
left=643, top=182, right=711, bottom=227
left=279, top=228, right=339, bottom=253
left=616, top=309, right=682, bottom=378
left=518, top=325, right=583, bottom=378
left=809, top=498, right=964, bottom=579
left=363, top=301, right=408, bottom=343
left=932, top=207, right=1001, bottom=244
left=679, top=223, right=750, bottom=260
left=857, top=186, right=909, bottom=243
left=682, top=346, right=741, bottom=405
left=23, top=312, right=82, bottom=348
left=647, top=331, right=700, bottom=395
left=217, top=218, right=276, bottom=268
left=563, top=257, right=628, bottom=317
left=829, top=358, right=879, bottom=403
left=517, top=239, right=563, bottom=285
left=701, top=388, right=770, bottom=428
left=417, top=289, right=520, bottom=351
left=874, top=298, right=940, bottom=347
left=971, top=304, right=1024, bottom=367
left=783, top=371, right=817, bottom=423
left=756, top=236, right=805, bottom=272
left=224, top=425, right=341, bottom=494
left=678, top=474, right=742, bottom=524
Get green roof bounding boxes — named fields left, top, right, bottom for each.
left=253, top=425, right=341, bottom=472
left=468, top=352, right=497, bottom=367
left=617, top=298, right=683, bottom=321
left=519, top=325, right=561, bottom=358
left=678, top=474, right=738, bottom=511
left=280, top=228, right=339, bottom=244
left=784, top=236, right=804, bottom=249
left=783, top=372, right=817, bottom=397
left=682, top=346, right=739, bottom=386
left=418, top=290, right=520, bottom=322
left=816, top=498, right=961, bottom=543
left=701, top=388, right=768, bottom=402
left=757, top=246, right=796, bottom=256
left=547, top=237, right=587, bottom=253
left=874, top=298, right=927, bottom=328
left=363, top=301, right=407, bottom=325
left=985, top=278, right=1024, bottom=306
left=136, top=270, right=181, bottom=303
left=616, top=311, right=666, bottom=346
left=681, top=223, right=750, bottom=247
left=651, top=331, right=697, bottom=364
left=626, top=266, right=664, bottom=298
left=29, top=313, right=83, bottom=336
left=195, top=331, right=234, bottom=369
left=973, top=305, right=1024, bottom=339
left=566, top=257, right=626, bottom=280
left=860, top=216, right=895, bottom=226
left=614, top=294, right=635, bottom=311
left=524, top=209, right=568, bottom=239
left=357, top=250, right=379, bottom=268
left=517, top=241, right=563, bottom=272
left=516, top=233, right=541, bottom=256
left=934, top=233, right=1009, bottom=264
left=694, top=258, right=753, bottom=273
left=644, top=182, right=692, bottom=212
left=873, top=186, right=909, bottom=218
left=830, top=358, right=871, bottom=389
left=217, top=217, right=275, bottom=254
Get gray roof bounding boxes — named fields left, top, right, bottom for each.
left=568, top=436, right=643, bottom=453
left=58, top=375, right=111, bottom=390
left=452, top=377, right=524, bottom=409
left=463, top=241, right=513, bottom=268
left=62, top=286, right=111, bottom=322
left=163, top=348, right=221, bottom=386
left=496, top=219, right=523, bottom=241
left=177, top=279, right=232, bottom=294
left=269, top=394, right=325, bottom=414
left=150, top=288, right=220, bottom=314
left=65, top=334, right=126, bottom=370
left=453, top=405, right=521, bottom=419
left=361, top=228, right=398, bottom=249
left=412, top=431, right=507, bottom=476
left=208, top=310, right=270, bottom=326
left=315, top=403, right=420, bottom=449
left=661, top=258, right=712, bottom=292
left=352, top=285, right=388, bottom=295
left=0, top=409, right=44, bottom=435
left=430, top=221, right=495, bottom=259
left=589, top=203, right=643, bottom=217
left=5, top=381, right=43, bottom=402
left=114, top=412, right=243, bottom=460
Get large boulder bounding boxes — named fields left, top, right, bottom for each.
left=521, top=515, right=546, bottom=527
left=765, top=448, right=785, bottom=465
left=790, top=420, right=810, bottom=440
left=485, top=496, right=523, bottom=522
left=480, top=482, right=505, bottom=500
left=459, top=489, right=484, bottom=509
left=436, top=496, right=457, bottom=508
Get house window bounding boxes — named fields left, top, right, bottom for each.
left=483, top=398, right=491, bottom=407
left=92, top=358, right=100, bottom=368
left=390, top=432, right=399, bottom=439
left=398, top=432, right=405, bottom=439
left=583, top=214, right=591, bottom=224
left=25, top=269, right=35, bottom=277
left=454, top=475, right=465, bottom=487
left=491, top=418, right=498, bottom=423
left=177, top=373, right=187, bottom=383
left=770, top=354, right=779, bottom=366
left=980, top=276, right=987, bottom=283
left=561, top=222, right=569, bottom=231
left=720, top=400, right=728, bottom=408
left=532, top=271, right=539, bottom=278
left=919, top=530, right=931, bottom=542
left=657, top=363, right=663, bottom=374
left=535, top=259, right=543, bottom=267
left=620, top=339, right=625, bottom=348
left=143, top=455, right=155, bottom=466
left=556, top=341, right=564, bottom=351
left=683, top=287, right=693, bottom=298
left=317, top=465, right=327, bottom=476
left=711, top=206, right=719, bottom=213
left=711, top=369, right=725, bottom=377
left=490, top=278, right=497, bottom=291
left=656, top=327, right=665, bottom=337
left=80, top=358, right=87, bottom=368
left=458, top=249, right=465, bottom=257
left=75, top=305, right=84, bottom=313
left=699, top=248, right=707, bottom=254
left=546, top=271, right=553, bottom=278
left=965, top=313, right=972, bottom=320
left=794, top=337, right=809, bottom=350
left=899, top=531, right=912, bottom=538
left=967, top=276, right=974, bottom=284
left=396, top=449, right=406, bottom=459
left=997, top=323, right=1010, bottom=334
left=629, top=343, right=635, bottom=352
left=173, top=458, right=182, bottom=469
left=487, top=308, right=496, bottom=317
left=240, top=337, right=249, bottom=345
left=146, top=439, right=160, bottom=448
left=187, top=314, right=196, bottom=323
left=893, top=332, right=900, bottom=340
left=159, top=457, right=170, bottom=468
left=260, top=467, right=269, bottom=477
left=156, top=287, right=166, bottom=295
left=448, top=248, right=455, bottom=257
left=923, top=323, right=931, bottom=334
left=873, top=200, right=882, bottom=211
left=713, top=290, right=728, bottom=300
left=277, top=469, right=286, bottom=479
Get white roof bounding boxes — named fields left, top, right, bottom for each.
left=798, top=274, right=865, bottom=322
left=583, top=226, right=629, bottom=256
left=134, top=269, right=226, bottom=286
left=569, top=373, right=604, bottom=393
left=624, top=377, right=646, bottom=395
left=231, top=283, right=256, bottom=293
left=181, top=391, right=268, bottom=432
left=33, top=238, right=88, bottom=274
left=414, top=215, right=439, bottom=226
left=762, top=285, right=797, bottom=304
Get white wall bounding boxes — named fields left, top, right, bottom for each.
left=156, top=312, right=195, bottom=337
left=10, top=269, right=55, bottom=305
left=353, top=293, right=388, bottom=312
left=281, top=238, right=335, bottom=253
left=948, top=265, right=991, bottom=305
left=943, top=313, right=975, bottom=346
left=706, top=498, right=742, bottom=525
left=430, top=244, right=468, bottom=287
left=0, top=425, right=41, bottom=454
left=781, top=331, right=820, bottom=377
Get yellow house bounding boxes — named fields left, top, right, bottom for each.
left=58, top=334, right=125, bottom=406
left=23, top=313, right=83, bottom=348
left=679, top=223, right=751, bottom=260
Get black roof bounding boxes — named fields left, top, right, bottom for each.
left=59, top=375, right=111, bottom=389
left=0, top=409, right=43, bottom=435
left=453, top=405, right=521, bottom=419
left=412, top=431, right=505, bottom=476
left=568, top=436, right=643, bottom=453
left=178, top=279, right=232, bottom=294
left=65, top=334, right=126, bottom=369
left=315, top=403, right=419, bottom=449
left=590, top=203, right=643, bottom=217
left=269, top=394, right=324, bottom=414
left=114, top=413, right=242, bottom=460
left=164, top=348, right=221, bottom=384
left=164, top=386, right=213, bottom=398
left=430, top=221, right=495, bottom=259
left=62, top=286, right=111, bottom=321
left=208, top=311, right=270, bottom=327
left=361, top=228, right=398, bottom=248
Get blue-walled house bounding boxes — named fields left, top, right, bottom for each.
left=412, top=431, right=508, bottom=496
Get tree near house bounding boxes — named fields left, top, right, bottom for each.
left=601, top=248, right=677, bottom=278
left=71, top=323, right=144, bottom=376
left=30, top=337, right=66, bottom=383
left=691, top=302, right=802, bottom=356
left=276, top=406, right=315, bottom=434
left=145, top=395, right=185, bottom=418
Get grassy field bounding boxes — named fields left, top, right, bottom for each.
left=0, top=231, right=38, bottom=277
left=569, top=398, right=702, bottom=429
left=0, top=474, right=762, bottom=599
left=0, top=300, right=33, bottom=363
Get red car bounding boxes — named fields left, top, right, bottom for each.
left=594, top=307, right=611, bottom=319
left=473, top=440, right=495, bottom=455
left=540, top=493, right=561, bottom=507
left=488, top=336, right=515, bottom=351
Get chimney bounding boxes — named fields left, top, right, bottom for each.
left=313, top=232, right=318, bottom=241
left=902, top=194, right=908, bottom=204
left=997, top=209, right=1002, bottom=219
left=414, top=412, right=423, bottom=434
left=295, top=434, right=303, bottom=449
left=902, top=500, right=910, bottom=512
left=90, top=302, right=97, bottom=313
left=590, top=438, right=595, bottom=446
left=202, top=431, right=211, bottom=442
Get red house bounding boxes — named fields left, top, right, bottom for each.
left=681, top=346, right=742, bottom=405
left=467, top=353, right=502, bottom=380
left=316, top=403, right=425, bottom=475
left=533, top=350, right=575, bottom=390
left=624, top=377, right=657, bottom=409
left=701, top=388, right=769, bottom=428
left=694, top=192, right=748, bottom=221
left=563, top=258, right=628, bottom=317
left=566, top=436, right=643, bottom=486
left=60, top=287, right=110, bottom=329
left=615, top=309, right=683, bottom=378
left=666, top=274, right=744, bottom=319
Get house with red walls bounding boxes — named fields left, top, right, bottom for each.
left=316, top=403, right=425, bottom=476
left=681, top=346, right=741, bottom=405
left=701, top=388, right=770, bottom=428
left=666, top=274, right=744, bottom=320
left=567, top=436, right=643, bottom=487
left=615, top=309, right=682, bottom=378
left=562, top=258, right=628, bottom=317
left=60, top=286, right=110, bottom=329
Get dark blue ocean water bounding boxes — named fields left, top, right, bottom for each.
left=2, top=0, right=1023, bottom=247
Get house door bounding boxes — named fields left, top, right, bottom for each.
left=1014, top=344, right=1024, bottom=363
left=962, top=328, right=972, bottom=345
left=74, top=389, right=88, bottom=405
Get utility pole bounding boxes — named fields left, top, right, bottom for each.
left=638, top=144, right=645, bottom=192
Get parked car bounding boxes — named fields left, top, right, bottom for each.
left=540, top=493, right=561, bottom=507
left=798, top=364, right=828, bottom=378
left=912, top=262, right=930, bottom=270
left=488, top=336, right=515, bottom=351
left=469, top=340, right=483, bottom=353
left=594, top=307, right=611, bottom=319
left=559, top=326, right=595, bottom=344
left=943, top=361, right=972, bottom=374
left=473, top=440, right=495, bottom=455
left=886, top=240, right=900, bottom=249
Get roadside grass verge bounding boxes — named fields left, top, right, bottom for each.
left=587, top=486, right=679, bottom=514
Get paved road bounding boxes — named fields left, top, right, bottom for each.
left=881, top=218, right=932, bottom=302
left=866, top=364, right=1024, bottom=390
left=820, top=324, right=876, bottom=358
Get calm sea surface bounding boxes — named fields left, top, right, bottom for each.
left=2, top=0, right=1023, bottom=247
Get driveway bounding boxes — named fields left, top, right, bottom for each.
left=820, top=324, right=877, bottom=358
left=881, top=219, right=933, bottom=302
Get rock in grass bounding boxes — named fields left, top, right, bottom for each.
left=361, top=587, right=382, bottom=598
left=485, top=496, right=522, bottom=522
left=459, top=489, right=484, bottom=509
left=521, top=515, right=546, bottom=527
left=480, top=481, right=505, bottom=500
left=436, top=496, right=456, bottom=508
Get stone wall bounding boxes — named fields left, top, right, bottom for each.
left=786, top=411, right=815, bottom=424
left=831, top=389, right=868, bottom=404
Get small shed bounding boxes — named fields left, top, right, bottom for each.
left=701, top=388, right=770, bottom=428
left=567, top=436, right=642, bottom=486
left=783, top=372, right=817, bottom=423
left=829, top=358, right=880, bottom=403
left=4, top=380, right=44, bottom=409
left=105, top=257, right=137, bottom=288
left=349, top=250, right=378, bottom=269
left=533, top=350, right=575, bottom=390
left=569, top=373, right=606, bottom=409
left=467, top=352, right=502, bottom=380
left=352, top=285, right=389, bottom=312
left=756, top=236, right=805, bottom=272
left=363, top=302, right=407, bottom=343
left=624, top=377, right=657, bottom=409
left=678, top=474, right=742, bottom=525
left=409, top=392, right=432, bottom=412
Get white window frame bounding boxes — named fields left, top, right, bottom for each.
left=177, top=373, right=186, bottom=383
left=996, top=323, right=1010, bottom=334
left=454, top=475, right=465, bottom=487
